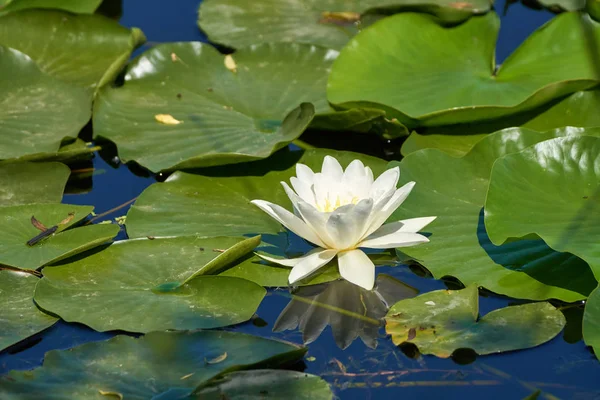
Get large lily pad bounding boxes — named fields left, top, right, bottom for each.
left=0, top=271, right=57, bottom=352
left=126, top=149, right=387, bottom=238
left=191, top=370, right=332, bottom=400
left=34, top=236, right=266, bottom=332
left=583, top=285, right=600, bottom=356
left=0, top=162, right=70, bottom=206
left=198, top=0, right=491, bottom=51
left=92, top=42, right=350, bottom=172
left=0, top=46, right=91, bottom=160
left=0, top=0, right=102, bottom=15
left=385, top=285, right=566, bottom=357
left=485, top=136, right=600, bottom=278
left=0, top=9, right=145, bottom=88
left=0, top=331, right=306, bottom=399
left=328, top=12, right=600, bottom=128
left=389, top=127, right=599, bottom=301
left=0, top=204, right=119, bottom=271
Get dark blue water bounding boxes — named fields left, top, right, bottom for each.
left=2, top=1, right=600, bottom=399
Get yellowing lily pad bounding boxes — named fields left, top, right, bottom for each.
left=0, top=162, right=70, bottom=206
left=0, top=45, right=91, bottom=160
left=385, top=285, right=566, bottom=357
left=0, top=270, right=58, bottom=352
left=34, top=236, right=266, bottom=332
left=485, top=136, right=600, bottom=278
left=390, top=127, right=600, bottom=301
left=0, top=9, right=145, bottom=88
left=328, top=12, right=600, bottom=128
left=0, top=331, right=307, bottom=399
left=198, top=0, right=491, bottom=51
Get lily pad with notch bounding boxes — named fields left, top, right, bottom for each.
left=0, top=162, right=70, bottom=206
left=34, top=236, right=267, bottom=332
left=389, top=127, right=600, bottom=301
left=0, top=204, right=119, bottom=271
left=328, top=12, right=600, bottom=129
left=385, top=285, right=566, bottom=357
left=485, top=136, right=600, bottom=279
left=0, top=330, right=308, bottom=399
left=92, top=42, right=383, bottom=172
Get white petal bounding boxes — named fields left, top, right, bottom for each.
left=362, top=181, right=416, bottom=239
left=288, top=249, right=338, bottom=284
left=337, top=249, right=375, bottom=290
left=390, top=216, right=437, bottom=233
left=290, top=177, right=316, bottom=207
left=251, top=200, right=326, bottom=247
left=365, top=166, right=374, bottom=186
left=322, top=156, right=344, bottom=181
left=296, top=163, right=315, bottom=184
left=325, top=199, right=373, bottom=249
left=282, top=183, right=335, bottom=247
left=257, top=247, right=324, bottom=267
left=344, top=159, right=366, bottom=180
left=370, top=167, right=399, bottom=202
left=359, top=231, right=429, bottom=249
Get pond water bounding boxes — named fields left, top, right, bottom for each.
left=1, top=1, right=599, bottom=399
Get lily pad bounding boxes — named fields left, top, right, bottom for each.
left=583, top=285, right=600, bottom=356
left=0, top=204, right=119, bottom=271
left=401, top=131, right=489, bottom=157
left=126, top=149, right=387, bottom=238
left=0, top=162, right=70, bottom=206
left=0, top=330, right=306, bottom=399
left=390, top=127, right=600, bottom=301
left=0, top=9, right=145, bottom=88
left=0, top=45, right=91, bottom=160
left=485, top=136, right=600, bottom=278
left=92, top=42, right=351, bottom=172
left=34, top=236, right=266, bottom=332
left=198, top=0, right=491, bottom=50
left=0, top=270, right=58, bottom=352
left=328, top=12, right=600, bottom=128
left=385, top=285, right=566, bottom=357
left=191, top=370, right=332, bottom=400
left=0, top=0, right=102, bottom=15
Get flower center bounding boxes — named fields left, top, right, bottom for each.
left=317, top=195, right=360, bottom=212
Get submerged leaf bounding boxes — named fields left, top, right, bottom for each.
left=385, top=286, right=566, bottom=357
left=0, top=331, right=307, bottom=399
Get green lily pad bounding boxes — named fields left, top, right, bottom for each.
left=390, top=127, right=600, bottom=301
left=385, top=285, right=566, bottom=357
left=401, top=131, right=489, bottom=157
left=126, top=148, right=387, bottom=238
left=583, top=285, right=600, bottom=356
left=0, top=270, right=58, bottom=352
left=0, top=330, right=306, bottom=399
left=34, top=236, right=266, bottom=332
left=0, top=9, right=145, bottom=88
left=328, top=12, right=600, bottom=128
left=0, top=204, right=119, bottom=271
left=0, top=162, right=70, bottom=206
left=485, top=136, right=600, bottom=278
left=198, top=0, right=491, bottom=51
left=191, top=370, right=332, bottom=400
left=12, top=138, right=96, bottom=164
left=0, top=45, right=91, bottom=160
left=0, top=0, right=102, bottom=15
left=536, top=0, right=585, bottom=11
left=93, top=42, right=352, bottom=172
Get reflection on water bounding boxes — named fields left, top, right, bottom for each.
left=274, top=275, right=418, bottom=349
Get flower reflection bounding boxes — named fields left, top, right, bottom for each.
left=274, top=274, right=418, bottom=349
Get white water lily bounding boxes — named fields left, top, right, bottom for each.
left=251, top=156, right=436, bottom=290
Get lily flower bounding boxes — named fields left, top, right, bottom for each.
left=251, top=156, right=436, bottom=290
